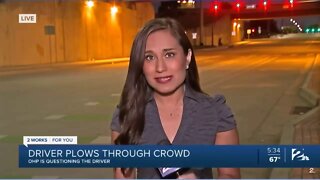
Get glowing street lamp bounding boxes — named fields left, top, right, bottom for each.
left=178, top=0, right=195, bottom=8
left=86, top=0, right=94, bottom=8
left=111, top=5, right=118, bottom=15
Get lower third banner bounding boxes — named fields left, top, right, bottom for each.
left=19, top=145, right=320, bottom=168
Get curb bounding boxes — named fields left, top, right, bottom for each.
left=269, top=54, right=320, bottom=178
left=0, top=57, right=130, bottom=77
left=299, top=54, right=320, bottom=107
left=0, top=45, right=235, bottom=75
left=194, top=46, right=230, bottom=52
left=269, top=106, right=320, bottom=178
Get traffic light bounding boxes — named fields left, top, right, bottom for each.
left=263, top=0, right=268, bottom=11
left=305, top=26, right=320, bottom=33
left=258, top=0, right=269, bottom=11
left=283, top=0, right=294, bottom=9
left=232, top=1, right=244, bottom=13
left=289, top=0, right=294, bottom=8
left=214, top=4, right=219, bottom=15
left=214, top=4, right=218, bottom=10
left=235, top=2, right=241, bottom=12
left=210, top=1, right=220, bottom=15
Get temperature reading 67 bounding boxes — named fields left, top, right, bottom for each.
left=269, top=156, right=280, bottom=162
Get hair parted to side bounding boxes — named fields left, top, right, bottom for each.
left=115, top=18, right=202, bottom=146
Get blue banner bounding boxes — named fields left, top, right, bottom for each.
left=19, top=145, right=320, bottom=168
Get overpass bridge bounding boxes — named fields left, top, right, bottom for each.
left=158, top=0, right=320, bottom=46
left=230, top=1, right=320, bottom=19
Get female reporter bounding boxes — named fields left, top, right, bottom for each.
left=110, top=18, right=240, bottom=179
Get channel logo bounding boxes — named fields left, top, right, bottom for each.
left=291, top=148, right=310, bottom=161
left=19, top=14, right=36, bottom=23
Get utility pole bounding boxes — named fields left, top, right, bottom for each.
left=211, top=18, right=214, bottom=46
left=200, top=0, right=204, bottom=46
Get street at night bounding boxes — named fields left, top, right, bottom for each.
left=0, top=36, right=319, bottom=178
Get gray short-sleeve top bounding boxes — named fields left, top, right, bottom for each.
left=110, top=87, right=237, bottom=179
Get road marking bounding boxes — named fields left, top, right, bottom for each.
left=90, top=136, right=111, bottom=144
left=0, top=135, right=7, bottom=140
left=203, top=56, right=275, bottom=87
left=220, top=83, right=279, bottom=89
left=111, top=93, right=121, bottom=97
left=32, top=176, right=59, bottom=179
left=84, top=101, right=100, bottom=106
left=44, top=114, right=65, bottom=120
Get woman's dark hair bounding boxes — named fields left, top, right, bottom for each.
left=115, top=18, right=202, bottom=146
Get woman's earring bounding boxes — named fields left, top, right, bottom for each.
left=186, top=65, right=189, bottom=69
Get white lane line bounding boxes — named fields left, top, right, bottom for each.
left=44, top=114, right=65, bottom=120
left=0, top=135, right=7, bottom=140
left=111, top=93, right=121, bottom=97
left=84, top=101, right=100, bottom=106
left=32, top=176, right=59, bottom=179
left=90, top=136, right=111, bottom=144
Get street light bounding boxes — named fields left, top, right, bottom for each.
left=177, top=0, right=195, bottom=8
left=86, top=0, right=94, bottom=8
left=111, top=5, right=118, bottom=15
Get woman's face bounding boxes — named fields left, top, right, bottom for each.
left=143, top=29, right=191, bottom=95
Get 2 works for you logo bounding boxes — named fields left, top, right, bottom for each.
left=19, top=14, right=36, bottom=23
left=291, top=148, right=310, bottom=161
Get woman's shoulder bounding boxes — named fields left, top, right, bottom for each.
left=187, top=88, right=228, bottom=107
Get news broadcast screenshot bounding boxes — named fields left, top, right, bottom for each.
left=0, top=0, right=319, bottom=179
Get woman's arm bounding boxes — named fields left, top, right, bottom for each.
left=111, top=131, right=136, bottom=179
left=215, top=129, right=241, bottom=179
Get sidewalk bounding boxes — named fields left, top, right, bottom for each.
left=291, top=54, right=320, bottom=179
left=270, top=54, right=320, bottom=179
left=0, top=57, right=129, bottom=77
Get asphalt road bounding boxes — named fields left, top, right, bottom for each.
left=0, top=37, right=319, bottom=178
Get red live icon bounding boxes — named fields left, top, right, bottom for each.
left=19, top=14, right=36, bottom=23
